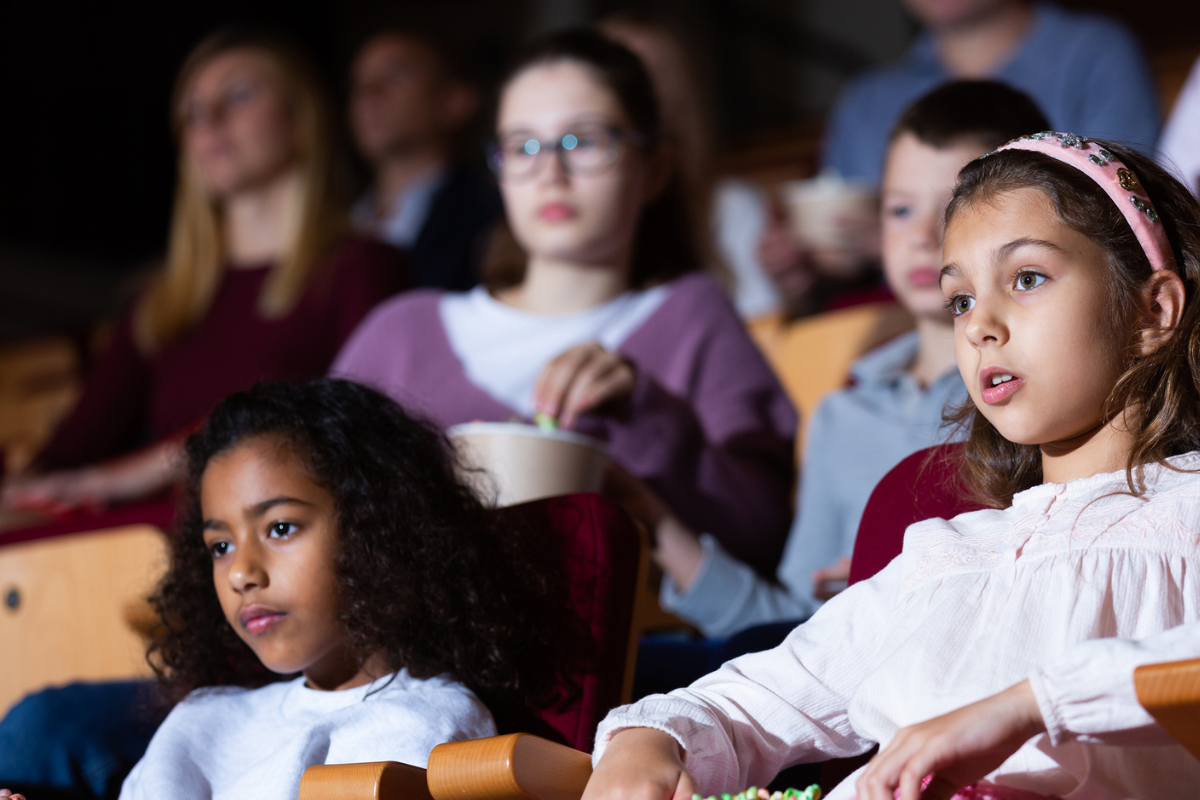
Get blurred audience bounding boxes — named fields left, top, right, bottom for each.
left=823, top=0, right=1160, bottom=185
left=759, top=0, right=1160, bottom=316
left=348, top=28, right=504, bottom=290
left=0, top=28, right=406, bottom=520
left=653, top=81, right=1049, bottom=638
left=599, top=12, right=784, bottom=319
left=334, top=28, right=797, bottom=576
left=1159, top=55, right=1200, bottom=197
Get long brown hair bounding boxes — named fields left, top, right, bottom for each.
left=135, top=28, right=345, bottom=353
left=944, top=140, right=1200, bottom=507
left=483, top=28, right=702, bottom=291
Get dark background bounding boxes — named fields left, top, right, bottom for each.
left=1, top=0, right=1198, bottom=340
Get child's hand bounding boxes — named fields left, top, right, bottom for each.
left=854, top=680, right=1045, bottom=800
left=0, top=788, right=28, bottom=799
left=758, top=221, right=817, bottom=314
left=811, top=557, right=851, bottom=600
left=534, top=343, right=637, bottom=429
left=583, top=728, right=697, bottom=800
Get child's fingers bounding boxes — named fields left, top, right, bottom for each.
left=559, top=355, right=614, bottom=428
left=857, top=729, right=925, bottom=800
left=561, top=356, right=634, bottom=428
left=535, top=344, right=599, bottom=418
left=672, top=769, right=699, bottom=800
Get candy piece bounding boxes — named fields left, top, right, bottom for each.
left=533, top=411, right=558, bottom=431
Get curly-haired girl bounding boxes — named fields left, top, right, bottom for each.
left=118, top=378, right=572, bottom=800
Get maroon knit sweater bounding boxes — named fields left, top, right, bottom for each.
left=37, top=236, right=407, bottom=469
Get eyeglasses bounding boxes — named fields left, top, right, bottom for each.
left=487, top=124, right=651, bottom=182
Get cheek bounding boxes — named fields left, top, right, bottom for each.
left=232, top=103, right=295, bottom=161
left=578, top=172, right=640, bottom=228
left=954, top=327, right=976, bottom=390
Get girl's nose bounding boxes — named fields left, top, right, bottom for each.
left=228, top=544, right=267, bottom=594
left=964, top=298, right=1008, bottom=348
left=537, top=147, right=570, bottom=186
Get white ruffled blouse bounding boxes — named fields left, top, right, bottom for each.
left=595, top=453, right=1200, bottom=799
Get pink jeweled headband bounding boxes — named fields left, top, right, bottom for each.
left=990, top=131, right=1176, bottom=273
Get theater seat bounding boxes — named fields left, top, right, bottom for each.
left=747, top=302, right=914, bottom=457
left=848, top=442, right=978, bottom=586
left=299, top=492, right=646, bottom=799
left=0, top=522, right=169, bottom=716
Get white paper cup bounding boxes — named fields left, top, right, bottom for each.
left=448, top=422, right=610, bottom=507
left=780, top=175, right=878, bottom=276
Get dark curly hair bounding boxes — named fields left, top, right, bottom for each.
left=147, top=378, right=581, bottom=709
left=944, top=139, right=1200, bottom=506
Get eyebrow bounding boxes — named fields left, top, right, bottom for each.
left=250, top=496, right=313, bottom=517
left=940, top=237, right=1069, bottom=287
left=938, top=264, right=960, bottom=287
left=996, top=237, right=1069, bottom=261
left=201, top=496, right=313, bottom=531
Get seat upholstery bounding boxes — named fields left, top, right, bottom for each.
left=484, top=492, right=644, bottom=753
left=848, top=442, right=980, bottom=585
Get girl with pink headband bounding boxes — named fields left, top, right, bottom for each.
left=579, top=136, right=1200, bottom=800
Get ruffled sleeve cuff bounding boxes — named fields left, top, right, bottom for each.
left=592, top=697, right=741, bottom=792
left=1028, top=638, right=1165, bottom=747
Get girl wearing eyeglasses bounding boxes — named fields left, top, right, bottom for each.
left=335, top=28, right=796, bottom=578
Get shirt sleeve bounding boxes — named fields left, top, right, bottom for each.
left=1159, top=57, right=1200, bottom=196
left=1029, top=622, right=1200, bottom=748
left=601, top=286, right=798, bottom=576
left=661, top=399, right=853, bottom=637
left=34, top=310, right=152, bottom=470
left=595, top=558, right=901, bottom=793
left=660, top=534, right=816, bottom=639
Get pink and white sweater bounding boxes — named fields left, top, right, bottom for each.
left=595, top=453, right=1200, bottom=799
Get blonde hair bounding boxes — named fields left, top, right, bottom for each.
left=136, top=29, right=345, bottom=352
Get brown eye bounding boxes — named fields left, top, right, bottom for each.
left=953, top=295, right=975, bottom=315
left=1015, top=272, right=1047, bottom=291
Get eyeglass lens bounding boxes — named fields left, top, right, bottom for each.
left=494, top=128, right=621, bottom=179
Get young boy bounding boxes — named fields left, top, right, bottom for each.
left=653, top=81, right=1051, bottom=638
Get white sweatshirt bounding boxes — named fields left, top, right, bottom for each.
left=120, top=670, right=495, bottom=800
left=596, top=453, right=1200, bottom=799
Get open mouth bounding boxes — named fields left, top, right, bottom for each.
left=980, top=368, right=1023, bottom=404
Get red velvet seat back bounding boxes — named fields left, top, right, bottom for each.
left=492, top=492, right=642, bottom=752
left=848, top=443, right=983, bottom=585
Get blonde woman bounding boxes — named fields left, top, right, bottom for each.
left=2, top=29, right=406, bottom=517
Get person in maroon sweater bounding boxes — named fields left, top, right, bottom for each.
left=1, top=28, right=406, bottom=518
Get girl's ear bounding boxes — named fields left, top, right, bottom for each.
left=1138, top=270, right=1186, bottom=355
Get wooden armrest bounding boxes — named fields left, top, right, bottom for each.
left=1134, top=657, right=1200, bottom=760
left=300, top=760, right=433, bottom=800
left=427, top=733, right=592, bottom=800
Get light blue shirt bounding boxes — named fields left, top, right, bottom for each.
left=823, top=3, right=1160, bottom=185
left=662, top=331, right=967, bottom=638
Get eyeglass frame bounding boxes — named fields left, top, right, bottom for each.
left=485, top=124, right=654, bottom=182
